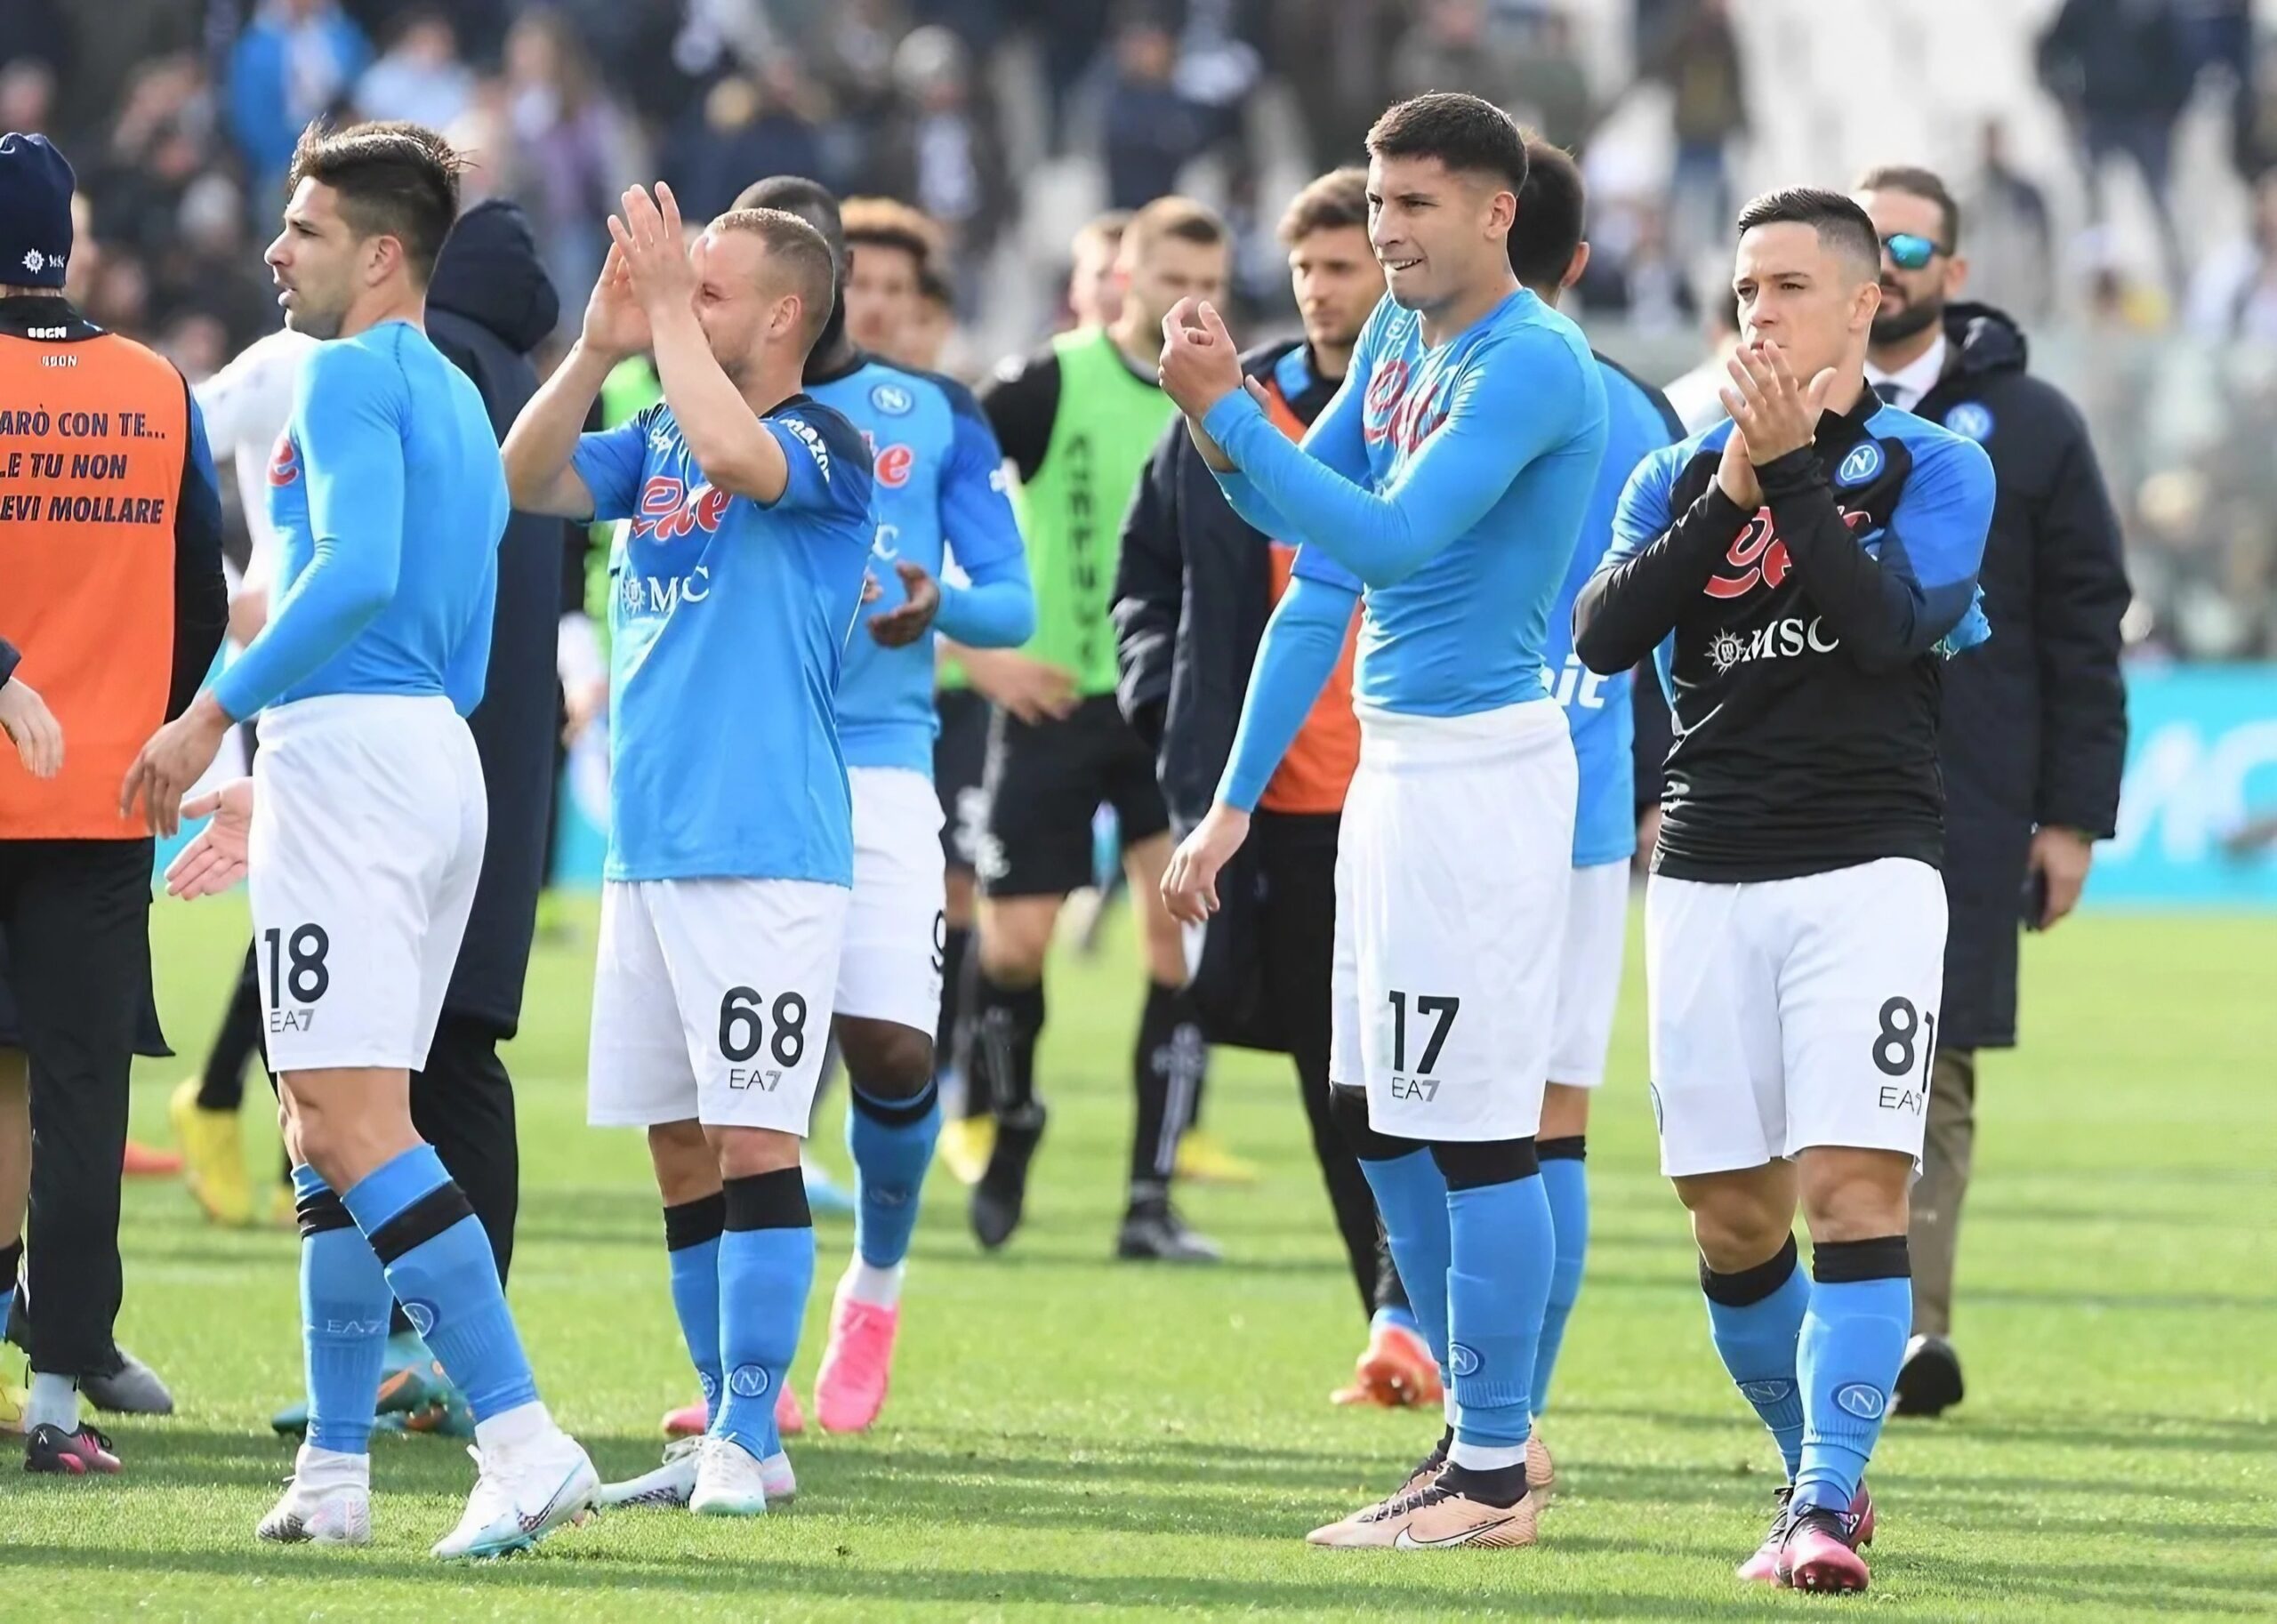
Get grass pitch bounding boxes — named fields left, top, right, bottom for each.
left=2, top=894, right=2272, bottom=1620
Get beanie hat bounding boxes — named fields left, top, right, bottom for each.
left=0, top=132, right=75, bottom=291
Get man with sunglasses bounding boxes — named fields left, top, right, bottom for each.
left=1852, top=165, right=2128, bottom=1419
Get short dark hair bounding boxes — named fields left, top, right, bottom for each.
left=1509, top=138, right=1584, bottom=292
left=732, top=175, right=846, bottom=264
left=1122, top=196, right=1227, bottom=261
left=712, top=207, right=840, bottom=354
left=1734, top=187, right=1880, bottom=278
left=1278, top=166, right=1369, bottom=245
left=286, top=119, right=463, bottom=283
left=1855, top=164, right=1960, bottom=250
left=1073, top=210, right=1130, bottom=259
left=1365, top=92, right=1528, bottom=192
left=915, top=262, right=953, bottom=308
left=841, top=196, right=941, bottom=271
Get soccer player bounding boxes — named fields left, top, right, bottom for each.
left=900, top=261, right=959, bottom=374
left=838, top=197, right=939, bottom=361
left=963, top=197, right=1232, bottom=1260
left=501, top=185, right=873, bottom=1516
left=131, top=121, right=597, bottom=1557
left=1572, top=189, right=1994, bottom=1593
left=1503, top=141, right=1686, bottom=1444
left=1161, top=93, right=1609, bottom=1549
left=726, top=175, right=1032, bottom=1436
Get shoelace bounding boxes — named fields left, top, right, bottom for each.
left=1356, top=1453, right=1447, bottom=1523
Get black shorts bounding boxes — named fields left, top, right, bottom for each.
left=979, top=694, right=1170, bottom=898
left=934, top=687, right=992, bottom=872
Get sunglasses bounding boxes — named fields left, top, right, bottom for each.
left=1881, top=232, right=1949, bottom=271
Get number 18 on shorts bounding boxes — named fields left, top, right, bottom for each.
left=588, top=878, right=849, bottom=1135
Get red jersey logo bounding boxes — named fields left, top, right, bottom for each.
left=1704, top=505, right=1871, bottom=599
left=873, top=442, right=914, bottom=489
left=632, top=475, right=731, bottom=540
left=267, top=432, right=300, bottom=486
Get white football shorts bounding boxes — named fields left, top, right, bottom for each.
left=247, top=694, right=486, bottom=1073
left=1548, top=858, right=1630, bottom=1089
left=1645, top=856, right=1948, bottom=1178
left=833, top=766, right=946, bottom=1035
left=1330, top=699, right=1576, bottom=1142
left=588, top=876, right=848, bottom=1135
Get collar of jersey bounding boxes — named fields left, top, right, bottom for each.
left=1814, top=382, right=1883, bottom=453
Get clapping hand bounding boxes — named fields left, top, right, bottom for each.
left=1157, top=297, right=1262, bottom=422
left=580, top=241, right=652, bottom=363
left=608, top=184, right=697, bottom=323
left=1718, top=343, right=1837, bottom=468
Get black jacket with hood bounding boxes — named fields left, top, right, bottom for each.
left=426, top=199, right=565, bottom=1038
left=1911, top=301, right=2129, bottom=1049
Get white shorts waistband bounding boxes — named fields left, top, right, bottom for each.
left=1354, top=697, right=1567, bottom=771
left=254, top=691, right=462, bottom=744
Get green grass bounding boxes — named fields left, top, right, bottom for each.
left=4, top=895, right=2273, bottom=1620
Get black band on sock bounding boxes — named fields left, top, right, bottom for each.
left=722, top=1167, right=810, bottom=1231
left=1811, top=1234, right=1911, bottom=1284
left=851, top=1076, right=938, bottom=1129
left=1330, top=1083, right=1426, bottom=1162
left=366, top=1182, right=477, bottom=1265
left=294, top=1187, right=356, bottom=1241
left=1537, top=1135, right=1587, bottom=1162
left=1437, top=1459, right=1528, bottom=1509
left=663, top=1192, right=727, bottom=1251
left=1430, top=1136, right=1539, bottom=1189
left=1700, top=1233, right=1800, bottom=1306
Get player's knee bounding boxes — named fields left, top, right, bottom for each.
left=841, top=1017, right=935, bottom=1100
left=944, top=870, right=977, bottom=928
left=708, top=1122, right=801, bottom=1181
left=647, top=1119, right=717, bottom=1204
left=978, top=908, right=1050, bottom=984
left=1428, top=1137, right=1539, bottom=1189
left=1330, top=1083, right=1425, bottom=1163
left=1539, top=1082, right=1591, bottom=1140
left=1798, top=1147, right=1913, bottom=1243
left=1678, top=1173, right=1796, bottom=1274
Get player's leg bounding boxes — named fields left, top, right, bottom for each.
left=0, top=1045, right=26, bottom=1430
left=816, top=768, right=946, bottom=1432
left=933, top=686, right=993, bottom=1181
left=1770, top=858, right=1947, bottom=1593
left=649, top=877, right=844, bottom=1514
left=1531, top=857, right=1630, bottom=1451
left=173, top=943, right=264, bottom=1226
left=13, top=840, right=146, bottom=1476
left=968, top=707, right=1088, bottom=1249
left=1896, top=1044, right=1975, bottom=1416
left=1116, top=827, right=1219, bottom=1261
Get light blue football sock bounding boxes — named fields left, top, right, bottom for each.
left=1702, top=1234, right=1811, bottom=1478
left=848, top=1079, right=940, bottom=1270
left=1795, top=1240, right=1911, bottom=1513
left=1533, top=1147, right=1589, bottom=1414
left=294, top=1163, right=390, bottom=1457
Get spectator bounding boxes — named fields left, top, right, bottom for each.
left=500, top=5, right=641, bottom=334
left=1960, top=121, right=2056, bottom=324
left=1504, top=8, right=1594, bottom=154
left=661, top=61, right=830, bottom=223
left=0, top=60, right=55, bottom=137
left=1649, top=0, right=1747, bottom=264
left=355, top=8, right=479, bottom=133
left=2037, top=0, right=2196, bottom=299
left=865, top=26, right=1010, bottom=271
left=1391, top=0, right=1521, bottom=114
left=1104, top=16, right=1213, bottom=211
left=226, top=0, right=372, bottom=205
left=1661, top=287, right=1741, bottom=433
left=2185, top=170, right=2277, bottom=342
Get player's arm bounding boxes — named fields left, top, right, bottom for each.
left=930, top=389, right=1034, bottom=648
left=1217, top=551, right=1359, bottom=810
left=1111, top=415, right=1187, bottom=747
left=169, top=386, right=229, bottom=719
left=977, top=349, right=1058, bottom=485
left=1773, top=433, right=1994, bottom=673
left=1204, top=315, right=1375, bottom=540
left=1162, top=557, right=1357, bottom=924
left=503, top=342, right=623, bottom=519
left=210, top=343, right=408, bottom=721
left=1572, top=442, right=1746, bottom=674
left=1199, top=327, right=1587, bottom=588
left=645, top=303, right=796, bottom=504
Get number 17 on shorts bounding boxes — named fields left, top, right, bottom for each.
left=588, top=877, right=849, bottom=1137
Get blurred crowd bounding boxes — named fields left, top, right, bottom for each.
left=4, top=0, right=2274, bottom=657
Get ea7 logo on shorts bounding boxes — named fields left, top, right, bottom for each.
left=1447, top=1343, right=1482, bottom=1378
left=1835, top=1383, right=1887, bottom=1420
left=633, top=476, right=731, bottom=541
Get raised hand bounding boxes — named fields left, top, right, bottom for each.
left=580, top=241, right=652, bottom=363
left=1719, top=343, right=1838, bottom=468
left=1716, top=420, right=1762, bottom=511
left=1156, top=297, right=1246, bottom=421
left=608, top=182, right=696, bottom=323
